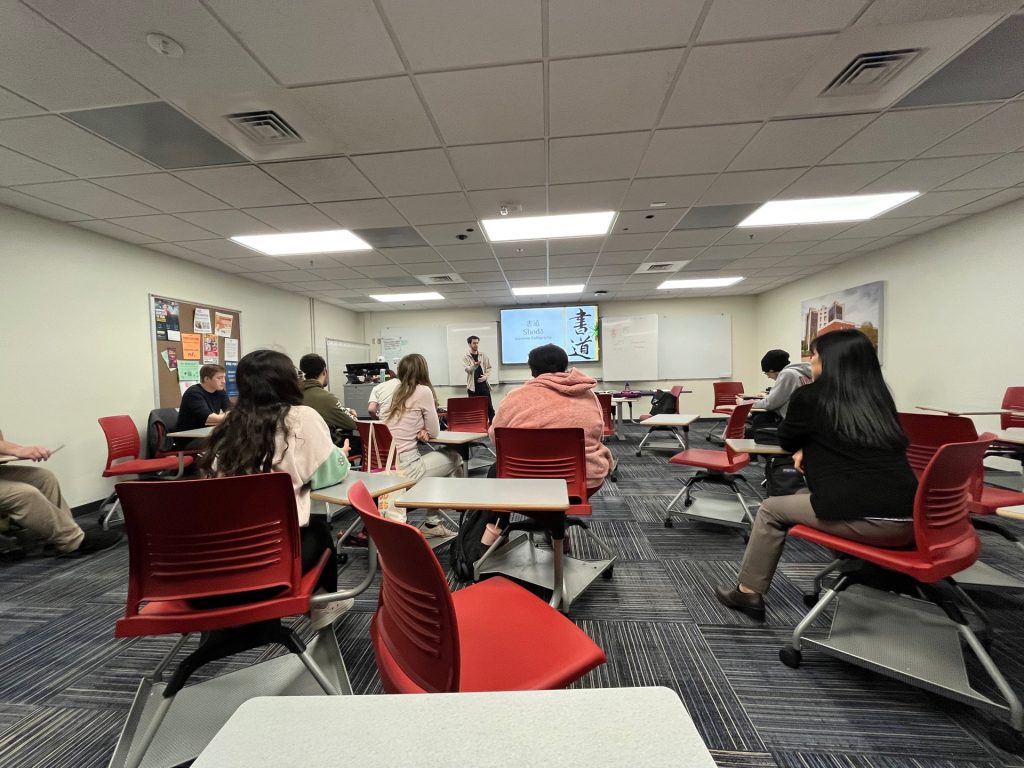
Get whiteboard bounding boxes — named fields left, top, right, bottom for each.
left=658, top=314, right=732, bottom=380
left=325, top=338, right=369, bottom=405
left=446, top=322, right=500, bottom=389
left=602, top=315, right=658, bottom=382
left=380, top=326, right=449, bottom=385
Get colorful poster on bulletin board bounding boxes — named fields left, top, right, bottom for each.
left=225, top=361, right=238, bottom=397
left=202, top=335, right=220, bottom=364
left=215, top=312, right=234, bottom=337
left=193, top=307, right=212, bottom=334
left=181, top=333, right=201, bottom=360
left=177, top=360, right=200, bottom=381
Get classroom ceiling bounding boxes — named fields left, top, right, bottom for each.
left=1, top=0, right=1023, bottom=311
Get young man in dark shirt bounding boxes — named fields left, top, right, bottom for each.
left=175, top=364, right=231, bottom=432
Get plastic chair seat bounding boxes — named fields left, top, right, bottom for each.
left=669, top=447, right=749, bottom=472
left=374, top=576, right=607, bottom=693
left=972, top=485, right=1024, bottom=515
left=103, top=455, right=193, bottom=477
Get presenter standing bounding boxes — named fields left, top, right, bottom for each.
left=463, top=335, right=494, bottom=422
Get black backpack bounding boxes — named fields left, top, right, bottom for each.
left=449, top=510, right=497, bottom=582
left=649, top=391, right=678, bottom=416
left=765, top=456, right=805, bottom=496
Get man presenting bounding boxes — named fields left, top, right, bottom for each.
left=463, top=335, right=494, bottom=421
left=175, top=364, right=230, bottom=432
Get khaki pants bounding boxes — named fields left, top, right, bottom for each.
left=0, top=465, right=84, bottom=553
left=739, top=490, right=913, bottom=594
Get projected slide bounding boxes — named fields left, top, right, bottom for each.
left=500, top=305, right=600, bottom=364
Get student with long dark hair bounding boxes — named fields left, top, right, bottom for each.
left=715, top=329, right=917, bottom=621
left=199, top=349, right=353, bottom=631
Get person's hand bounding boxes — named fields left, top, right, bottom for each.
left=340, top=439, right=351, bottom=458
left=13, top=445, right=50, bottom=461
left=476, top=376, right=486, bottom=383
left=734, top=395, right=745, bottom=405
left=793, top=449, right=804, bottom=473
left=416, top=429, right=430, bottom=442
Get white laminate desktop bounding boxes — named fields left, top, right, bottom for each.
left=166, top=426, right=214, bottom=439
left=396, top=476, right=568, bottom=512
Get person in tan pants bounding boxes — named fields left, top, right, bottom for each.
left=0, top=431, right=121, bottom=556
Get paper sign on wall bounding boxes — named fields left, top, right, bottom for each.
left=177, top=360, right=200, bottom=381
left=202, top=335, right=220, bottom=364
left=224, top=337, right=239, bottom=362
left=181, top=333, right=201, bottom=360
left=193, top=307, right=212, bottom=334
left=214, top=312, right=233, bottom=337
left=160, top=349, right=178, bottom=370
left=225, top=361, right=238, bottom=397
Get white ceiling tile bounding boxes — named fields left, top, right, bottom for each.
left=947, top=187, right=1024, bottom=215
left=275, top=254, right=352, bottom=270
left=441, top=258, right=498, bottom=273
left=466, top=187, right=547, bottom=219
left=613, top=209, right=686, bottom=234
left=549, top=50, right=683, bottom=136
left=825, top=105, right=996, bottom=163
left=417, top=221, right=487, bottom=246
left=697, top=168, right=806, bottom=205
left=550, top=253, right=599, bottom=267
left=291, top=77, right=439, bottom=154
left=176, top=239, right=266, bottom=260
left=206, top=0, right=403, bottom=84
left=855, top=0, right=1020, bottom=25
left=548, top=180, right=630, bottom=213
left=935, top=153, right=1024, bottom=190
left=379, top=0, right=542, bottom=69
left=893, top=215, right=966, bottom=237
left=0, top=146, right=72, bottom=185
left=662, top=36, right=835, bottom=127
left=418, top=64, right=543, bottom=145
left=25, top=0, right=273, bottom=99
left=782, top=162, right=900, bottom=197
left=309, top=266, right=367, bottom=280
left=72, top=219, right=156, bottom=244
left=252, top=269, right=324, bottom=283
left=109, top=214, right=219, bottom=241
left=597, top=250, right=649, bottom=264
left=830, top=217, right=929, bottom=238
left=177, top=209, right=277, bottom=237
left=701, top=244, right=760, bottom=260
left=434, top=244, right=494, bottom=261
left=604, top=232, right=662, bottom=252
left=638, top=123, right=759, bottom=177
left=260, top=158, right=379, bottom=203
left=176, top=167, right=302, bottom=208
left=548, top=236, right=607, bottom=255
left=0, top=116, right=155, bottom=176
left=800, top=237, right=879, bottom=254
left=223, top=256, right=299, bottom=272
left=860, top=156, right=1001, bottom=193
left=92, top=173, right=230, bottom=212
left=750, top=241, right=812, bottom=258
left=729, top=115, right=874, bottom=171
left=448, top=141, right=546, bottom=190
left=379, top=246, right=447, bottom=264
left=658, top=228, right=728, bottom=247
left=354, top=264, right=412, bottom=278
left=390, top=192, right=475, bottom=224
left=549, top=132, right=649, bottom=184
left=619, top=175, right=714, bottom=210
left=13, top=180, right=156, bottom=218
left=922, top=102, right=1024, bottom=158
left=879, top=189, right=998, bottom=217
left=699, top=0, right=863, bottom=42
left=0, top=86, right=44, bottom=119
left=548, top=0, right=701, bottom=56
left=774, top=222, right=855, bottom=242
left=242, top=205, right=339, bottom=231
left=148, top=243, right=245, bottom=272
left=716, top=226, right=790, bottom=245
left=352, top=149, right=460, bottom=197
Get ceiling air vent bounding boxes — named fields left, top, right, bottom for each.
left=821, top=49, right=922, bottom=96
left=226, top=110, right=303, bottom=145
left=417, top=273, right=465, bottom=285
left=634, top=261, right=689, bottom=275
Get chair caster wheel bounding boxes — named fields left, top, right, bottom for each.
left=602, top=566, right=614, bottom=579
left=683, top=497, right=693, bottom=507
left=802, top=593, right=819, bottom=608
left=635, top=451, right=642, bottom=457
left=338, top=553, right=349, bottom=566
left=990, top=724, right=1024, bottom=754
left=779, top=645, right=802, bottom=668
left=664, top=518, right=674, bottom=528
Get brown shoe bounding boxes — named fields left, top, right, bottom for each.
left=714, top=584, right=766, bottom=621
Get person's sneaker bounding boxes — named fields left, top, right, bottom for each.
left=309, top=597, right=354, bottom=632
left=63, top=529, right=122, bottom=557
left=343, top=529, right=369, bottom=548
left=714, top=584, right=766, bottom=621
left=419, top=522, right=457, bottom=539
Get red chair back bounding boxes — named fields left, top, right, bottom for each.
left=446, top=396, right=488, bottom=433
left=723, top=402, right=753, bottom=461
left=1002, top=386, right=1024, bottom=430
left=98, top=415, right=143, bottom=471
left=356, top=421, right=394, bottom=471
left=115, top=473, right=304, bottom=632
left=898, top=412, right=978, bottom=476
left=713, top=381, right=744, bottom=409
left=349, top=481, right=460, bottom=693
left=596, top=393, right=614, bottom=436
left=670, top=385, right=685, bottom=413
left=911, top=439, right=987, bottom=576
left=494, top=427, right=589, bottom=510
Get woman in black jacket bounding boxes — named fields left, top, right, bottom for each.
left=715, top=329, right=917, bottom=621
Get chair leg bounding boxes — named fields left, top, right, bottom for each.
left=665, top=476, right=697, bottom=516
left=790, top=575, right=850, bottom=650
left=810, top=558, right=844, bottom=601
left=100, top=497, right=123, bottom=530
left=124, top=695, right=175, bottom=768
left=960, top=625, right=1024, bottom=733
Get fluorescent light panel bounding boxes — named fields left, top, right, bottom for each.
left=658, top=277, right=744, bottom=289
left=481, top=211, right=615, bottom=242
left=511, top=284, right=585, bottom=296
left=738, top=192, right=919, bottom=227
left=232, top=229, right=372, bottom=255
left=369, top=292, right=445, bottom=302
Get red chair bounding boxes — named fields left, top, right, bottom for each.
left=706, top=381, right=745, bottom=444
left=779, top=439, right=1023, bottom=751
left=664, top=402, right=756, bottom=529
left=97, top=415, right=193, bottom=529
left=356, top=420, right=394, bottom=472
left=110, top=473, right=349, bottom=768
left=349, top=480, right=606, bottom=692
left=1001, top=386, right=1024, bottom=430
left=446, top=396, right=496, bottom=458
left=596, top=393, right=616, bottom=440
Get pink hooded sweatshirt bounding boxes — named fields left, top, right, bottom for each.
left=489, top=368, right=613, bottom=489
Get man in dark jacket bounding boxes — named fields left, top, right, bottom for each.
left=298, top=354, right=361, bottom=454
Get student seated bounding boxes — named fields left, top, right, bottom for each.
left=489, top=343, right=612, bottom=492
left=381, top=353, right=463, bottom=539
left=298, top=353, right=361, bottom=455
left=739, top=349, right=811, bottom=439
left=199, top=350, right=352, bottom=631
left=175, top=364, right=230, bottom=432
left=715, top=330, right=917, bottom=621
left=367, top=368, right=398, bottom=419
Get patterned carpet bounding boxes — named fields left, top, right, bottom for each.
left=3, top=421, right=1024, bottom=767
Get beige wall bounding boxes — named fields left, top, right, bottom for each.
left=0, top=205, right=360, bottom=505
left=754, top=198, right=1024, bottom=435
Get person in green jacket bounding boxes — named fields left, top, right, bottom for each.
left=298, top=354, right=361, bottom=456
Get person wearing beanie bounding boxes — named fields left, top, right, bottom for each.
left=739, top=349, right=812, bottom=421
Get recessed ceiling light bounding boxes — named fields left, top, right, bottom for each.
left=658, top=277, right=744, bottom=289
left=231, top=230, right=372, bottom=256
left=738, top=192, right=919, bottom=227
left=512, top=284, right=585, bottom=296
left=368, top=292, right=445, bottom=302
left=649, top=201, right=668, bottom=208
left=480, top=211, right=615, bottom=242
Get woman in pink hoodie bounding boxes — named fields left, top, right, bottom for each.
left=489, top=343, right=613, bottom=490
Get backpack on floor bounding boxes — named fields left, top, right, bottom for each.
left=449, top=510, right=497, bottom=582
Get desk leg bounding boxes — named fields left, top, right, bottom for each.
left=627, top=401, right=636, bottom=423
left=549, top=515, right=567, bottom=611
left=615, top=402, right=624, bottom=426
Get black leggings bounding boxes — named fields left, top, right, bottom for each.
left=302, top=517, right=338, bottom=593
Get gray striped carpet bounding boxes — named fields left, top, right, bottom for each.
left=2, top=420, right=1024, bottom=767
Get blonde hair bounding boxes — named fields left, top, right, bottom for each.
left=387, top=354, right=436, bottom=422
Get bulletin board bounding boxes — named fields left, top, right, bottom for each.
left=150, top=294, right=242, bottom=409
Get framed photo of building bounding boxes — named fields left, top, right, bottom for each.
left=800, top=281, right=883, bottom=361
